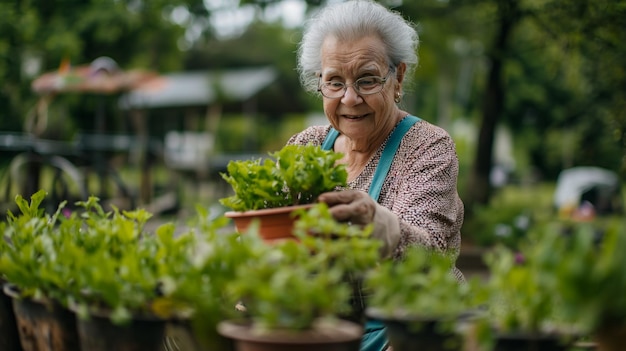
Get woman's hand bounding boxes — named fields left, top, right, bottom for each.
left=317, top=190, right=400, bottom=258
left=317, top=190, right=376, bottom=225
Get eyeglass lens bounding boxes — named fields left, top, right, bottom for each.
left=319, top=69, right=393, bottom=98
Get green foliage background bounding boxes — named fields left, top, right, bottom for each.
left=1, top=0, right=624, bottom=240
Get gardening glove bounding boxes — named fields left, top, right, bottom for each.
left=318, top=190, right=401, bottom=258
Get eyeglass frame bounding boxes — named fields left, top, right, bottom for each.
left=317, top=66, right=396, bottom=99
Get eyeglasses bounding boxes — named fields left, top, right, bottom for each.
left=317, top=68, right=395, bottom=99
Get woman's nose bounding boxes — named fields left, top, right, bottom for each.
left=341, top=85, right=363, bottom=106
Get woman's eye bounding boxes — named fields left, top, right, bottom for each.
left=358, top=77, right=378, bottom=87
left=328, top=81, right=344, bottom=88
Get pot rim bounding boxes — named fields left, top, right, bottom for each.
left=224, top=204, right=314, bottom=218
left=66, top=299, right=173, bottom=322
left=217, top=318, right=363, bottom=344
left=365, top=306, right=477, bottom=323
left=2, top=283, right=48, bottom=304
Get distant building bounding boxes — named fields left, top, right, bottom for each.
left=118, top=66, right=278, bottom=110
left=117, top=66, right=279, bottom=169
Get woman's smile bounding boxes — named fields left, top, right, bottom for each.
left=342, top=113, right=369, bottom=120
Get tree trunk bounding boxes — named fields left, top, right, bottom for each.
left=465, top=0, right=520, bottom=213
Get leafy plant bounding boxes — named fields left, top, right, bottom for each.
left=462, top=184, right=554, bottom=249
left=464, top=202, right=534, bottom=249
left=476, top=240, right=564, bottom=336
left=69, top=199, right=182, bottom=322
left=365, top=246, right=474, bottom=319
left=546, top=219, right=626, bottom=335
left=469, top=218, right=626, bottom=349
left=219, top=144, right=348, bottom=211
left=294, top=204, right=380, bottom=275
left=0, top=190, right=79, bottom=303
left=362, top=246, right=475, bottom=351
left=161, top=205, right=261, bottom=350
left=225, top=203, right=380, bottom=331
left=0, top=190, right=243, bottom=327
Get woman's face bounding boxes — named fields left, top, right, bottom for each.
left=319, top=34, right=403, bottom=142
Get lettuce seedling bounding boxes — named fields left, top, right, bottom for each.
left=219, top=144, right=348, bottom=211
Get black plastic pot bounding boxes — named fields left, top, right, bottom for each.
left=76, top=310, right=168, bottom=351
left=164, top=319, right=217, bottom=351
left=493, top=332, right=568, bottom=351
left=0, top=283, right=22, bottom=351
left=4, top=285, right=80, bottom=351
left=384, top=318, right=462, bottom=351
left=365, top=308, right=463, bottom=351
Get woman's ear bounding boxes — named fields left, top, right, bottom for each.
left=395, top=62, right=407, bottom=84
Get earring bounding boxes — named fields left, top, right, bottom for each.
left=394, top=91, right=401, bottom=103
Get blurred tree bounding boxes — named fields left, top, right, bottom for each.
left=2, top=0, right=624, bottom=207
left=398, top=0, right=625, bottom=211
left=512, top=0, right=626, bottom=178
left=0, top=0, right=206, bottom=134
left=232, top=0, right=625, bottom=212
left=185, top=20, right=314, bottom=116
left=397, top=0, right=522, bottom=209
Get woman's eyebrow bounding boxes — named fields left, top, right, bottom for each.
left=321, top=67, right=381, bottom=77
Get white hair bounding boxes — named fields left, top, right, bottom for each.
left=297, top=0, right=419, bottom=94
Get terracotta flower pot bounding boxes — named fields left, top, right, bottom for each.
left=224, top=204, right=313, bottom=242
left=217, top=319, right=363, bottom=351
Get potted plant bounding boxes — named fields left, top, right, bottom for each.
left=60, top=197, right=253, bottom=351
left=219, top=144, right=348, bottom=241
left=217, top=203, right=381, bottom=351
left=0, top=257, right=21, bottom=351
left=64, top=196, right=192, bottom=351
left=540, top=218, right=626, bottom=351
left=0, top=190, right=242, bottom=351
left=363, top=245, right=476, bottom=351
left=469, top=219, right=619, bottom=351
left=0, top=190, right=81, bottom=351
left=475, top=248, right=568, bottom=351
left=165, top=205, right=261, bottom=351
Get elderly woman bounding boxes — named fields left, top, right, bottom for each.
left=287, top=1, right=465, bottom=350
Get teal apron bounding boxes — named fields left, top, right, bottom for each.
left=321, top=115, right=421, bottom=351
